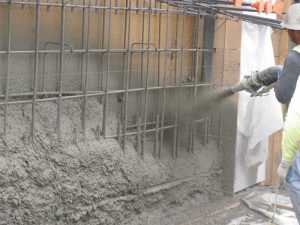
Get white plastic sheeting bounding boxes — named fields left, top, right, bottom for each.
left=234, top=14, right=283, bottom=192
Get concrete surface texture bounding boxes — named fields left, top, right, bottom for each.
left=0, top=98, right=224, bottom=225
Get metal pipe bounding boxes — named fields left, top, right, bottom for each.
left=31, top=0, right=40, bottom=139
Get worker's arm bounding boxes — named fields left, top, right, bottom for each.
left=274, top=50, right=300, bottom=104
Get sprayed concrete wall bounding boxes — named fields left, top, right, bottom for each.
left=0, top=1, right=239, bottom=224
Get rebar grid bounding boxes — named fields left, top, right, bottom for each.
left=0, top=0, right=230, bottom=158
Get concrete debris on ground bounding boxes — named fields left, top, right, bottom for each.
left=242, top=190, right=297, bottom=225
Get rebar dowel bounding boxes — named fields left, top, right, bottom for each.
left=57, top=0, right=66, bottom=143
left=154, top=114, right=160, bottom=158
left=3, top=0, right=12, bottom=135
left=176, top=6, right=186, bottom=155
left=173, top=113, right=178, bottom=158
left=159, top=0, right=170, bottom=158
left=74, top=127, right=78, bottom=144
left=82, top=0, right=91, bottom=140
left=142, top=1, right=152, bottom=158
left=102, top=0, right=112, bottom=138
left=137, top=117, right=142, bottom=155
left=31, top=0, right=40, bottom=140
left=96, top=124, right=101, bottom=141
left=117, top=115, right=122, bottom=144
left=122, top=0, right=132, bottom=150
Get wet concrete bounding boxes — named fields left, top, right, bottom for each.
left=0, top=98, right=224, bottom=225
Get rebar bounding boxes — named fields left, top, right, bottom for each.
left=102, top=0, right=112, bottom=138
left=159, top=0, right=170, bottom=159
left=3, top=0, right=12, bottom=135
left=31, top=0, right=40, bottom=140
left=57, top=0, right=66, bottom=143
left=0, top=0, right=239, bottom=160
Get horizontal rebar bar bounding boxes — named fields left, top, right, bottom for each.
left=0, top=1, right=208, bottom=16
left=106, top=118, right=206, bottom=139
left=0, top=83, right=212, bottom=105
left=0, top=48, right=215, bottom=55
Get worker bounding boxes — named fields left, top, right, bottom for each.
left=261, top=3, right=300, bottom=223
left=230, top=3, right=300, bottom=221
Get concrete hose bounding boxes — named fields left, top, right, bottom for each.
left=256, top=65, right=283, bottom=86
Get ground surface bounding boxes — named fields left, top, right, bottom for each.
left=125, top=185, right=281, bottom=225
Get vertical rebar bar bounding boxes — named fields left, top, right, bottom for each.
left=31, top=0, right=41, bottom=140
left=156, top=1, right=162, bottom=114
left=189, top=12, right=201, bottom=153
left=176, top=6, right=186, bottom=156
left=139, top=0, right=146, bottom=116
left=173, top=113, right=178, bottom=158
left=117, top=114, right=121, bottom=143
left=137, top=117, right=142, bottom=155
left=80, top=0, right=86, bottom=91
left=99, top=0, right=106, bottom=93
left=3, top=0, right=12, bottom=135
left=122, top=0, right=132, bottom=150
left=102, top=0, right=112, bottom=138
left=159, top=0, right=170, bottom=158
left=82, top=0, right=91, bottom=140
left=114, top=0, right=118, bottom=15
left=154, top=114, right=159, bottom=158
left=141, top=0, right=152, bottom=158
left=57, top=0, right=66, bottom=143
left=121, top=0, right=129, bottom=139
left=97, top=124, right=101, bottom=141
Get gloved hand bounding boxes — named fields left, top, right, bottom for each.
left=254, top=66, right=283, bottom=86
left=277, top=160, right=292, bottom=178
